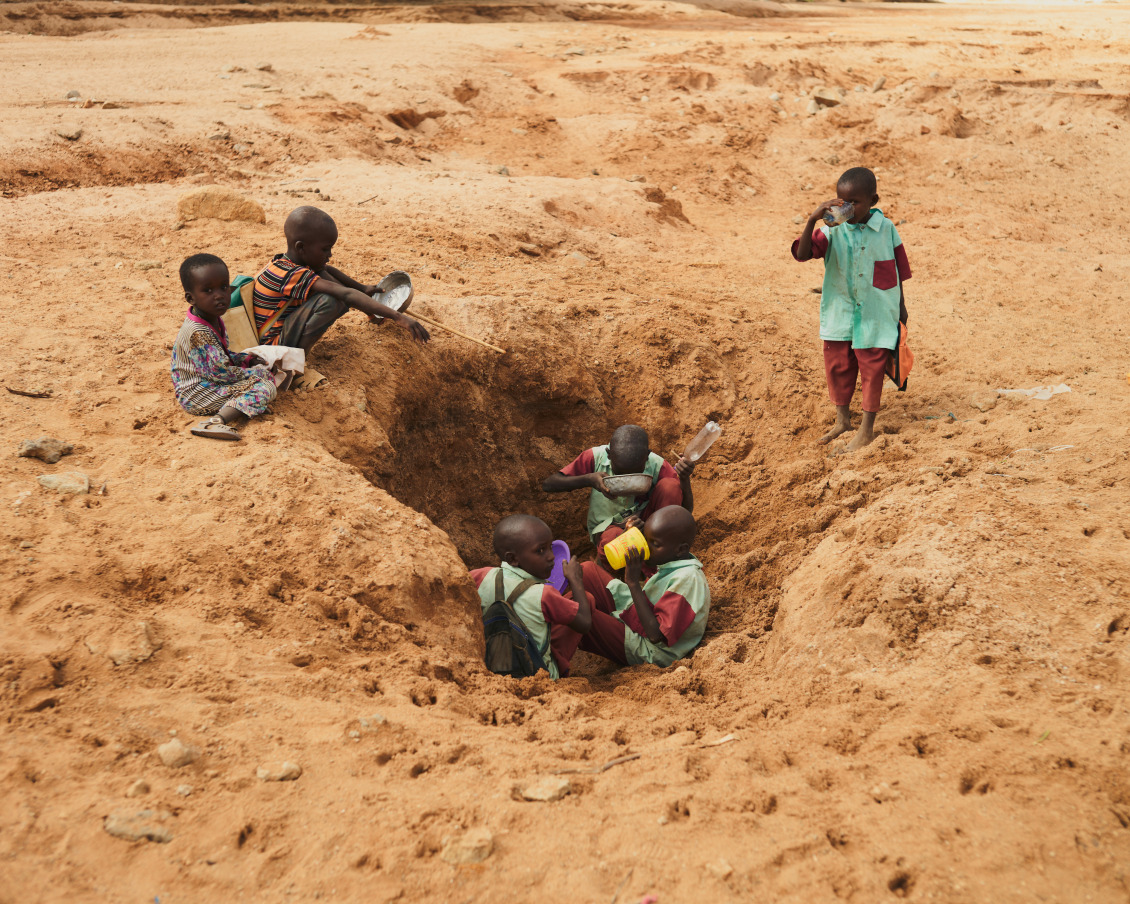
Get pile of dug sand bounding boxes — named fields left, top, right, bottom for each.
left=2, top=1, right=1130, bottom=901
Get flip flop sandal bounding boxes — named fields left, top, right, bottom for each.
left=190, top=416, right=241, bottom=441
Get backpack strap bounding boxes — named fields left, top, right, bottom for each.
left=494, top=570, right=551, bottom=660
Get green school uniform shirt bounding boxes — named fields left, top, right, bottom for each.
left=474, top=563, right=571, bottom=679
left=810, top=208, right=910, bottom=352
left=606, top=556, right=711, bottom=667
left=585, top=445, right=666, bottom=545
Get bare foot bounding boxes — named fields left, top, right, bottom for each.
left=818, top=416, right=852, bottom=445
left=843, top=424, right=876, bottom=452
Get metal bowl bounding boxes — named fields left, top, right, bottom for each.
left=371, top=270, right=414, bottom=316
left=603, top=473, right=653, bottom=496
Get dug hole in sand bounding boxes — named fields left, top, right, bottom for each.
left=2, top=1, right=1130, bottom=901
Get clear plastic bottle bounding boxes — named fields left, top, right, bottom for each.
left=683, top=421, right=721, bottom=463
left=823, top=202, right=854, bottom=227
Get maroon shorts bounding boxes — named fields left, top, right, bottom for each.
left=823, top=341, right=889, bottom=413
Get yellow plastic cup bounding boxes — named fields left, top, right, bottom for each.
left=603, top=526, right=650, bottom=571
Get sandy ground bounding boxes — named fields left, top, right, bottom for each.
left=2, top=0, right=1130, bottom=901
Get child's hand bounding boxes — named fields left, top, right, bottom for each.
left=563, top=556, right=584, bottom=586
left=674, top=456, right=695, bottom=479
left=246, top=353, right=269, bottom=368
left=623, top=514, right=644, bottom=531
left=624, top=547, right=645, bottom=585
left=811, top=199, right=843, bottom=222
left=398, top=314, right=430, bottom=344
left=590, top=472, right=614, bottom=497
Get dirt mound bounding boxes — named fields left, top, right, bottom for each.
left=3, top=5, right=1130, bottom=902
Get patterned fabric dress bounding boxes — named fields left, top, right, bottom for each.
left=170, top=309, right=277, bottom=417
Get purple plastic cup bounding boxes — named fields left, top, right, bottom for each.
left=548, top=540, right=571, bottom=593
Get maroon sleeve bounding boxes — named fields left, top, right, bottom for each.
left=540, top=585, right=580, bottom=627
left=656, top=460, right=678, bottom=482
left=791, top=229, right=828, bottom=261
left=469, top=567, right=491, bottom=590
left=559, top=448, right=596, bottom=477
left=894, top=243, right=911, bottom=282
left=653, top=590, right=697, bottom=646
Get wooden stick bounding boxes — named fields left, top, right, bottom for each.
left=410, top=312, right=506, bottom=354
left=6, top=387, right=52, bottom=399
left=551, top=753, right=641, bottom=776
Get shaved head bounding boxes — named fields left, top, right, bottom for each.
left=837, top=166, right=877, bottom=198
left=609, top=424, right=649, bottom=474
left=284, top=206, right=337, bottom=245
left=493, top=514, right=550, bottom=558
left=649, top=505, right=697, bottom=546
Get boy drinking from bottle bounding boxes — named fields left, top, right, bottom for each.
left=791, top=167, right=912, bottom=451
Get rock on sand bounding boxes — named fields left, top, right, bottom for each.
left=439, top=827, right=493, bottom=864
left=18, top=437, right=73, bottom=464
left=103, top=809, right=174, bottom=843
left=176, top=187, right=266, bottom=224
left=257, top=761, right=302, bottom=782
left=157, top=737, right=196, bottom=768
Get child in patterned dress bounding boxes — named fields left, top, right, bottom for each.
left=170, top=253, right=278, bottom=441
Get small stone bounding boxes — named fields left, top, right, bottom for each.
left=19, top=541, right=33, bottom=549
left=103, top=809, right=174, bottom=843
left=854, top=85, right=866, bottom=92
left=18, top=437, right=73, bottom=464
left=176, top=784, right=193, bottom=797
left=519, top=776, right=572, bottom=802
left=209, top=131, right=231, bottom=141
left=359, top=714, right=386, bottom=731
left=496, top=166, right=510, bottom=176
left=824, top=153, right=840, bottom=166
left=126, top=779, right=150, bottom=798
left=135, top=260, right=162, bottom=271
left=81, top=99, right=95, bottom=109
left=627, top=174, right=645, bottom=182
left=970, top=390, right=998, bottom=412
left=707, top=859, right=734, bottom=880
left=806, top=99, right=822, bottom=116
left=769, top=92, right=782, bottom=102
left=65, top=90, right=81, bottom=100
left=157, top=737, right=196, bottom=768
left=101, top=101, right=123, bottom=110
left=440, top=827, right=493, bottom=864
left=243, top=83, right=267, bottom=89
left=591, top=168, right=599, bottom=175
left=792, top=215, right=804, bottom=225
left=55, top=125, right=83, bottom=141
left=257, top=761, right=302, bottom=782
left=569, top=251, right=590, bottom=264
left=870, top=782, right=901, bottom=803
left=37, top=472, right=89, bottom=495
left=566, top=46, right=586, bottom=55
left=930, top=71, right=941, bottom=78
left=872, top=76, right=887, bottom=93
left=812, top=88, right=842, bottom=108
left=257, top=62, right=274, bottom=71
left=517, top=242, right=540, bottom=257
left=920, top=125, right=931, bottom=135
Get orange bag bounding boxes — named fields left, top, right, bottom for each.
left=885, top=321, right=914, bottom=391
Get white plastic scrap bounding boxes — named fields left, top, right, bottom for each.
left=996, top=383, right=1071, bottom=401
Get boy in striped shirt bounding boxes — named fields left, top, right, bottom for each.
left=252, top=206, right=429, bottom=352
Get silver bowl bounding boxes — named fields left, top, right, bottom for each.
left=604, top=473, right=653, bottom=496
left=371, top=270, right=414, bottom=317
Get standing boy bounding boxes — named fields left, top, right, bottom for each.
left=542, top=424, right=694, bottom=563
left=577, top=506, right=710, bottom=668
left=792, top=167, right=912, bottom=451
left=252, top=206, right=429, bottom=353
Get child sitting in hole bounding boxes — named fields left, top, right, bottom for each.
left=578, top=506, right=711, bottom=668
left=792, top=166, right=912, bottom=451
left=470, top=515, right=592, bottom=679
left=171, top=253, right=278, bottom=441
left=542, top=424, right=694, bottom=567
left=251, top=205, right=430, bottom=354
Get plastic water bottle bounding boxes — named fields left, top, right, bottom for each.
left=683, top=421, right=721, bottom=463
left=823, top=202, right=854, bottom=227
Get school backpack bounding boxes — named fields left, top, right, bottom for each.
left=482, top=569, right=549, bottom=678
